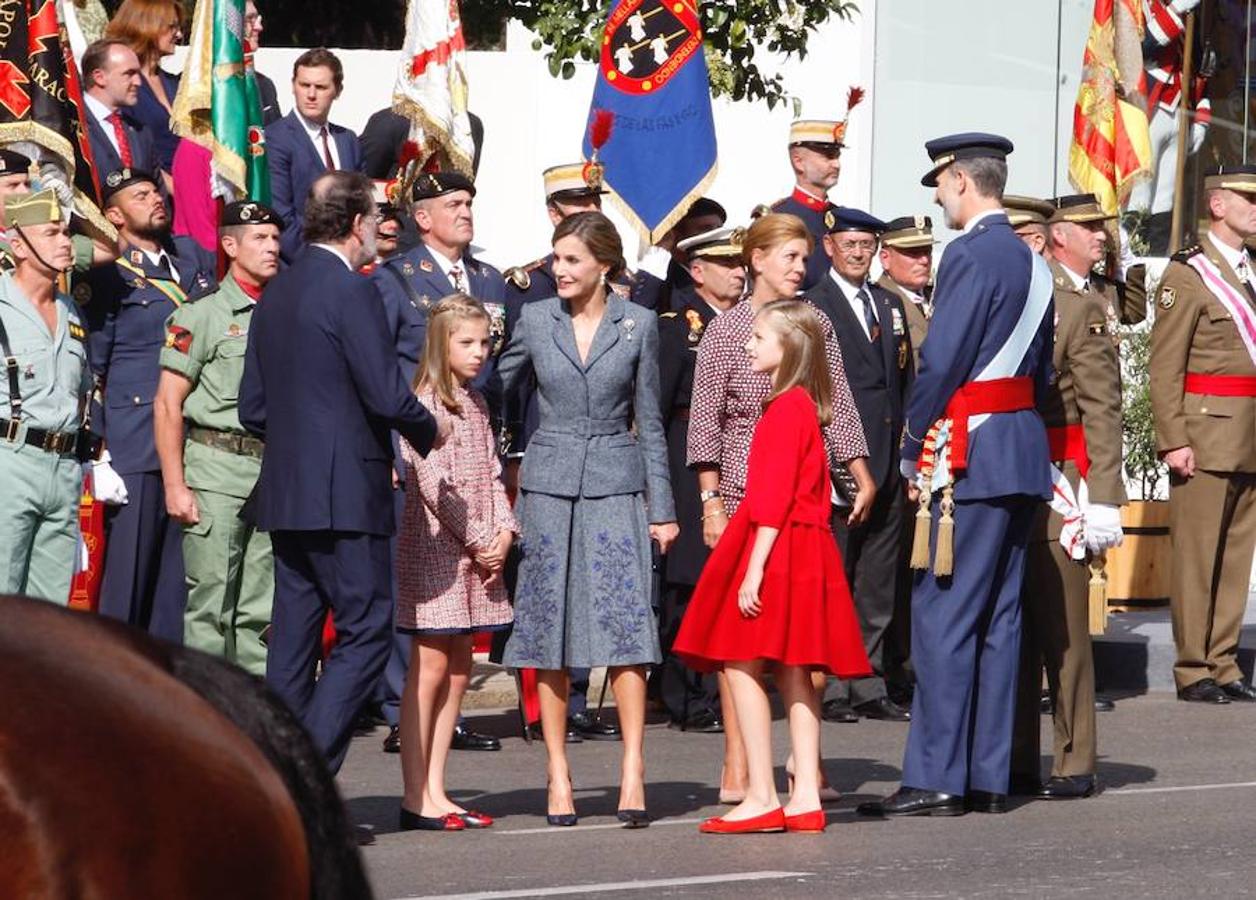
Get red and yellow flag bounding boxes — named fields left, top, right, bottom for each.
left=1069, top=0, right=1153, bottom=214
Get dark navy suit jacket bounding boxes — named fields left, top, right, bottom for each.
left=83, top=237, right=217, bottom=475
left=85, top=107, right=157, bottom=178
left=239, top=246, right=437, bottom=536
left=901, top=212, right=1054, bottom=501
left=265, top=111, right=364, bottom=262
left=805, top=274, right=914, bottom=490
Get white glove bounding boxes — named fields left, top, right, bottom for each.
left=636, top=244, right=673, bottom=280
left=75, top=529, right=90, bottom=573
left=1084, top=502, right=1124, bottom=553
left=900, top=458, right=918, bottom=481
left=91, top=451, right=129, bottom=505
left=1169, top=0, right=1201, bottom=14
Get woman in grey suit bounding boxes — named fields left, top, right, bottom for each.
left=498, top=212, right=678, bottom=828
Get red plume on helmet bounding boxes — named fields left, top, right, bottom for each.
left=833, top=86, right=865, bottom=144
left=583, top=109, right=614, bottom=190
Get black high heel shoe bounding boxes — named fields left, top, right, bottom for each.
left=616, top=808, right=650, bottom=829
left=546, top=812, right=578, bottom=827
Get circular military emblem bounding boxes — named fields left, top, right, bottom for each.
left=600, top=0, right=703, bottom=95
left=1159, top=286, right=1176, bottom=310
left=239, top=204, right=256, bottom=221
left=106, top=171, right=126, bottom=188
left=72, top=282, right=92, bottom=303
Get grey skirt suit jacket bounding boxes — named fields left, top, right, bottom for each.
left=497, top=294, right=675, bottom=669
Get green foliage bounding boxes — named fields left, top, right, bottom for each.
left=1119, top=327, right=1167, bottom=501
left=505, top=0, right=861, bottom=108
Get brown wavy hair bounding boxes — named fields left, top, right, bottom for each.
left=415, top=293, right=490, bottom=414
left=551, top=210, right=627, bottom=283
left=106, top=0, right=185, bottom=68
left=755, top=299, right=833, bottom=426
left=740, top=212, right=814, bottom=276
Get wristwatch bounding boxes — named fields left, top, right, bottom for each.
left=699, top=489, right=723, bottom=503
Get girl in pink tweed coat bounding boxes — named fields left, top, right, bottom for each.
left=396, top=295, right=517, bottom=832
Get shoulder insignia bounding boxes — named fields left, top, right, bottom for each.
left=505, top=266, right=531, bottom=291
left=1088, top=322, right=1108, bottom=336
left=1159, top=286, right=1176, bottom=310
left=419, top=259, right=433, bottom=273
left=824, top=209, right=836, bottom=230
left=68, top=321, right=87, bottom=342
left=401, top=261, right=415, bottom=277
left=1171, top=244, right=1202, bottom=264
left=659, top=311, right=678, bottom=318
left=685, top=308, right=705, bottom=337
left=72, top=282, right=92, bottom=304
left=1054, top=275, right=1066, bottom=288
left=129, top=250, right=143, bottom=266
left=165, top=324, right=193, bottom=354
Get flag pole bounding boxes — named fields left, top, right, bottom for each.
left=1167, top=10, right=1197, bottom=252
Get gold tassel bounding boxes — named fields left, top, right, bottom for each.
left=934, top=484, right=955, bottom=577
left=910, top=488, right=933, bottom=570
left=1088, top=555, right=1108, bottom=635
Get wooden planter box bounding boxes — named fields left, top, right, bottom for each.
left=1104, top=500, right=1171, bottom=609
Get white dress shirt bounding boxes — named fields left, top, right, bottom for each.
left=827, top=269, right=879, bottom=340
left=1058, top=261, right=1090, bottom=293
left=84, top=92, right=122, bottom=156
left=297, top=111, right=341, bottom=170
left=427, top=243, right=468, bottom=291
left=139, top=246, right=179, bottom=283
left=1207, top=230, right=1254, bottom=287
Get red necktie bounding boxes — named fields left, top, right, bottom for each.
left=319, top=126, right=334, bottom=170
left=106, top=111, right=133, bottom=167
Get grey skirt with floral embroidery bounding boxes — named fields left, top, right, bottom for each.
left=502, top=490, right=661, bottom=670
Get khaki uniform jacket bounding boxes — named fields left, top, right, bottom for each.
left=876, top=274, right=929, bottom=368
left=1038, top=262, right=1127, bottom=534
left=1150, top=237, right=1256, bottom=473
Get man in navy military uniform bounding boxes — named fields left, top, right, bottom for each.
left=655, top=226, right=746, bottom=731
left=859, top=134, right=1054, bottom=818
left=239, top=171, right=446, bottom=776
left=805, top=207, right=914, bottom=725
left=371, top=169, right=506, bottom=754
left=771, top=117, right=851, bottom=291
left=84, top=168, right=217, bottom=641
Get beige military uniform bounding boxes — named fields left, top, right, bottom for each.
left=1150, top=234, right=1256, bottom=691
left=1012, top=260, right=1126, bottom=779
left=876, top=274, right=929, bottom=368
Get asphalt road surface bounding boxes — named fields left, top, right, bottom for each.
left=343, top=694, right=1256, bottom=899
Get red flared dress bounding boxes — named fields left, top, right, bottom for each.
left=673, top=386, right=871, bottom=678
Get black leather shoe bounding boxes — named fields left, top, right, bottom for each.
left=353, top=824, right=377, bottom=845
left=569, top=711, right=621, bottom=741
left=616, top=808, right=650, bottom=828
left=856, top=787, right=965, bottom=817
left=966, top=790, right=1007, bottom=813
left=668, top=709, right=724, bottom=733
left=1219, top=679, right=1256, bottom=702
left=382, top=725, right=401, bottom=753
left=1094, top=695, right=1115, bottom=712
left=855, top=697, right=911, bottom=722
left=1008, top=774, right=1043, bottom=796
left=821, top=700, right=859, bottom=724
left=451, top=724, right=502, bottom=751
left=528, top=722, right=582, bottom=743
left=1037, top=775, right=1096, bottom=799
left=1178, top=678, right=1230, bottom=704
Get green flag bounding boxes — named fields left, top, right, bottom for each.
left=170, top=0, right=270, bottom=203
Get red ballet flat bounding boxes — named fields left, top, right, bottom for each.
left=784, top=809, right=826, bottom=833
left=457, top=810, right=494, bottom=828
left=698, top=808, right=786, bottom=834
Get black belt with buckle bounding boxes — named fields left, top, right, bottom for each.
left=1, top=418, right=98, bottom=460
left=187, top=425, right=264, bottom=459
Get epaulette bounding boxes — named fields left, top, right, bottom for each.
left=1171, top=244, right=1202, bottom=264
left=505, top=256, right=548, bottom=291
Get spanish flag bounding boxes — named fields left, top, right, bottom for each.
left=1069, top=0, right=1153, bottom=214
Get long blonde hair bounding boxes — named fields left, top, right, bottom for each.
left=414, top=293, right=490, bottom=414
left=754, top=299, right=833, bottom=426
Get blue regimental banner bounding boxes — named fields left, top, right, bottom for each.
left=583, top=0, right=718, bottom=243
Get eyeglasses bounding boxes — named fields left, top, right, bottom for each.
left=835, top=239, right=876, bottom=253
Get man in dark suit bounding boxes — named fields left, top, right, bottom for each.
left=805, top=207, right=914, bottom=725
left=359, top=108, right=485, bottom=180
left=859, top=134, right=1055, bottom=818
left=80, top=40, right=157, bottom=177
left=265, top=48, right=363, bottom=263
left=370, top=170, right=506, bottom=754
left=239, top=171, right=446, bottom=774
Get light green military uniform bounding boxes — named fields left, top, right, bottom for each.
left=0, top=272, right=92, bottom=603
left=158, top=274, right=271, bottom=674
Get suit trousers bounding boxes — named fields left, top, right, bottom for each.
left=901, top=496, right=1033, bottom=797
left=825, top=484, right=906, bottom=706
left=1169, top=469, right=1256, bottom=691
left=99, top=471, right=186, bottom=643
left=1011, top=536, right=1096, bottom=779
left=268, top=529, right=394, bottom=773
left=657, top=583, right=720, bottom=722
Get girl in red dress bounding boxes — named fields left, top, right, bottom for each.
left=674, top=299, right=871, bottom=834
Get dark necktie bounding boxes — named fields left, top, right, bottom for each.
left=319, top=126, right=335, bottom=170
left=106, top=111, right=133, bottom=167
left=153, top=253, right=174, bottom=280
left=857, top=287, right=880, bottom=343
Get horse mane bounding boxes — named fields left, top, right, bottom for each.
left=161, top=646, right=375, bottom=900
